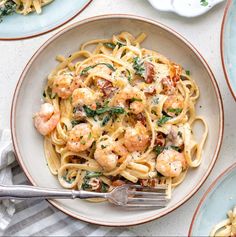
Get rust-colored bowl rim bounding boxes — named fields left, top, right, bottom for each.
left=11, top=14, right=224, bottom=227
left=220, top=0, right=236, bottom=100
left=188, top=162, right=236, bottom=236
left=0, top=0, right=93, bottom=41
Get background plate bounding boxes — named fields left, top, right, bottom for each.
left=221, top=0, right=236, bottom=100
left=189, top=163, right=236, bottom=236
left=0, top=0, right=92, bottom=40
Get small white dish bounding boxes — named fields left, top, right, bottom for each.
left=148, top=0, right=225, bottom=17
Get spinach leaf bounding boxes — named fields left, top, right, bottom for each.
left=154, top=145, right=165, bottom=156
left=71, top=120, right=81, bottom=127
left=80, top=63, right=115, bottom=76
left=170, top=146, right=181, bottom=152
left=102, top=115, right=111, bottom=126
left=157, top=115, right=171, bottom=126
left=130, top=98, right=142, bottom=103
left=103, top=42, right=116, bottom=49
left=101, top=182, right=108, bottom=192
left=167, top=108, right=183, bottom=115
left=178, top=131, right=182, bottom=138
left=133, top=57, right=145, bottom=77
left=83, top=105, right=97, bottom=117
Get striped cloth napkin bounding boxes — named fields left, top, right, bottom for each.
left=0, top=130, right=136, bottom=236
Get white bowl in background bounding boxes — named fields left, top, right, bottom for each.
left=148, top=0, right=225, bottom=17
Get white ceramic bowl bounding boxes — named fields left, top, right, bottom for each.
left=11, top=15, right=224, bottom=226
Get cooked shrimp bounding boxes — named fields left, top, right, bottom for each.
left=124, top=121, right=149, bottom=152
left=156, top=149, right=187, bottom=177
left=163, top=94, right=184, bottom=117
left=94, top=139, right=128, bottom=171
left=67, top=123, right=94, bottom=152
left=52, top=72, right=79, bottom=99
left=34, top=103, right=60, bottom=136
left=72, top=88, right=97, bottom=109
left=113, top=86, right=145, bottom=114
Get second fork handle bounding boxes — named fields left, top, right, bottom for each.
left=0, top=185, right=108, bottom=200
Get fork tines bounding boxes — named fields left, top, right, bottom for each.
left=125, top=184, right=170, bottom=208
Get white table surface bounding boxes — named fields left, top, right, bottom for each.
left=0, top=0, right=234, bottom=236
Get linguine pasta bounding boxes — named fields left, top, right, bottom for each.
left=33, top=32, right=208, bottom=200
left=210, top=206, right=236, bottom=237
left=13, top=0, right=53, bottom=15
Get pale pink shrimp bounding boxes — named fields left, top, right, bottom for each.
left=156, top=149, right=187, bottom=178
left=67, top=123, right=94, bottom=152
left=52, top=72, right=80, bottom=99
left=113, top=86, right=145, bottom=114
left=34, top=103, right=60, bottom=136
left=72, top=88, right=97, bottom=109
left=163, top=94, right=184, bottom=117
left=124, top=122, right=149, bottom=152
left=94, top=139, right=128, bottom=172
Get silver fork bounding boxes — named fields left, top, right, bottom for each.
left=0, top=184, right=169, bottom=208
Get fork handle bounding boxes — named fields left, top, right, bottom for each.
left=0, top=185, right=107, bottom=200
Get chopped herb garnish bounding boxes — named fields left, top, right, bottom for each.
left=46, top=87, right=56, bottom=99
left=133, top=57, right=145, bottom=77
left=154, top=145, right=165, bottom=156
left=126, top=69, right=132, bottom=82
left=101, top=144, right=107, bottom=149
left=80, top=63, right=115, bottom=76
left=185, top=70, right=191, bottom=76
left=170, top=146, right=181, bottom=152
left=62, top=171, right=75, bottom=184
left=71, top=120, right=81, bottom=127
left=81, top=182, right=91, bottom=190
left=167, top=108, right=183, bottom=115
left=88, top=132, right=92, bottom=139
left=152, top=97, right=159, bottom=104
left=103, top=42, right=116, bottom=49
left=101, top=182, right=108, bottom=192
left=200, top=0, right=208, bottom=6
left=102, top=115, right=111, bottom=126
left=103, top=99, right=110, bottom=107
left=117, top=42, right=125, bottom=48
left=80, top=140, right=86, bottom=145
left=130, top=97, right=142, bottom=103
left=151, top=110, right=157, bottom=116
left=178, top=131, right=182, bottom=138
left=157, top=115, right=171, bottom=126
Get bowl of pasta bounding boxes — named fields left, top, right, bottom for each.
left=11, top=15, right=223, bottom=226
left=0, top=0, right=92, bottom=40
left=189, top=163, right=236, bottom=236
